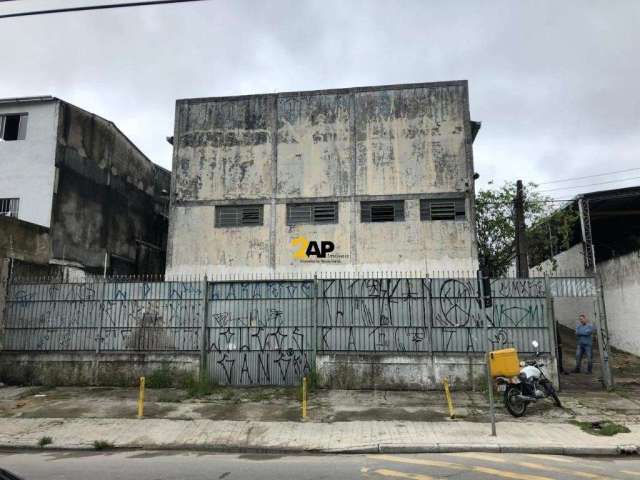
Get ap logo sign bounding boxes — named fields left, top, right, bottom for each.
left=291, top=236, right=335, bottom=260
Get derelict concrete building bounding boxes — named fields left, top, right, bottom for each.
left=167, top=81, right=481, bottom=276
left=0, top=96, right=170, bottom=277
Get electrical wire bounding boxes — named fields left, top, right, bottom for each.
left=537, top=166, right=640, bottom=185
left=0, top=0, right=210, bottom=19
left=538, top=175, right=640, bottom=193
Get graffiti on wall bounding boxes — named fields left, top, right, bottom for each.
left=4, top=275, right=600, bottom=386
left=206, top=281, right=313, bottom=385
left=5, top=281, right=202, bottom=351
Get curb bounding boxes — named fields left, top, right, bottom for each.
left=1, top=443, right=637, bottom=456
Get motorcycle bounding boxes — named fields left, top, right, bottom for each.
left=495, top=340, right=562, bottom=417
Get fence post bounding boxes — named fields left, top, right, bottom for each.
left=312, top=274, right=318, bottom=371
left=0, top=258, right=9, bottom=350
left=93, top=279, right=107, bottom=385
left=594, top=274, right=613, bottom=390
left=423, top=275, right=433, bottom=360
left=95, top=280, right=106, bottom=355
left=543, top=274, right=560, bottom=389
left=200, top=275, right=209, bottom=382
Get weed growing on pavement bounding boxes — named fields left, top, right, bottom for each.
left=37, top=436, right=52, bottom=448
left=571, top=420, right=631, bottom=436
left=93, top=440, right=114, bottom=450
left=183, top=376, right=217, bottom=398
left=155, top=389, right=183, bottom=403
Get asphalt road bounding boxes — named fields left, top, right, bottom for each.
left=2, top=450, right=640, bottom=480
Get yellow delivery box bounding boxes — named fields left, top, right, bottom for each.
left=489, top=348, right=520, bottom=377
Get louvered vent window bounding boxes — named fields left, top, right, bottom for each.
left=420, top=198, right=466, bottom=221
left=287, top=203, right=338, bottom=225
left=215, top=205, right=264, bottom=227
left=361, top=200, right=405, bottom=223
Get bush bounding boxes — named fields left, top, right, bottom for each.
left=37, top=436, right=52, bottom=448
left=93, top=440, right=114, bottom=450
left=183, top=376, right=217, bottom=398
left=146, top=363, right=174, bottom=388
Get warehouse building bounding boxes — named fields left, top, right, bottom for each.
left=167, top=81, right=481, bottom=275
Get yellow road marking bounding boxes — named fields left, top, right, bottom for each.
left=373, top=468, right=434, bottom=480
left=473, top=466, right=554, bottom=480
left=525, top=454, right=576, bottom=463
left=621, top=471, right=640, bottom=476
left=369, top=455, right=465, bottom=470
left=525, top=454, right=605, bottom=470
left=368, top=455, right=553, bottom=480
left=516, top=461, right=610, bottom=479
left=448, top=452, right=508, bottom=463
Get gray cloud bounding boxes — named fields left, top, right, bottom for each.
left=1, top=0, right=638, bottom=199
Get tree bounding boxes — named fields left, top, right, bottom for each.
left=475, top=181, right=578, bottom=277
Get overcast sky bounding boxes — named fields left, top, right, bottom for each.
left=1, top=0, right=638, bottom=200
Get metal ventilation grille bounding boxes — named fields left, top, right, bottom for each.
left=361, top=200, right=405, bottom=223
left=215, top=205, right=264, bottom=227
left=287, top=203, right=338, bottom=225
left=420, top=198, right=466, bottom=221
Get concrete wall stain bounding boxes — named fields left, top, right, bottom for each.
left=168, top=82, right=479, bottom=276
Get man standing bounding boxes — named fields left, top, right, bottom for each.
left=574, top=314, right=596, bottom=374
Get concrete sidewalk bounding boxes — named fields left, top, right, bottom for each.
left=0, top=417, right=639, bottom=455
left=1, top=385, right=640, bottom=455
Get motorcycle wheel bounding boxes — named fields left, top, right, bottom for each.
left=504, top=385, right=528, bottom=417
left=544, top=382, right=562, bottom=408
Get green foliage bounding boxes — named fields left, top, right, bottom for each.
left=37, top=436, right=53, bottom=448
left=306, top=369, right=319, bottom=391
left=571, top=420, right=630, bottom=436
left=146, top=363, right=175, bottom=389
left=93, top=440, right=114, bottom=450
left=475, top=181, right=579, bottom=276
left=147, top=363, right=193, bottom=389
left=183, top=376, right=217, bottom=398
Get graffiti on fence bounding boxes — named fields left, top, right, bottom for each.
left=4, top=275, right=599, bottom=385
left=207, top=281, right=313, bottom=385
left=5, top=282, right=202, bottom=351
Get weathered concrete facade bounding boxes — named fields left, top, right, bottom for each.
left=0, top=96, right=170, bottom=276
left=167, top=81, right=480, bottom=276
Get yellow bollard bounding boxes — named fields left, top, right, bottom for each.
left=302, top=376, right=308, bottom=419
left=137, top=376, right=145, bottom=418
left=443, top=376, right=455, bottom=419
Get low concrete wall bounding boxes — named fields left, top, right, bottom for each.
left=317, top=353, right=558, bottom=390
left=0, top=352, right=199, bottom=387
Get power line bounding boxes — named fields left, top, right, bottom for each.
left=537, top=166, right=640, bottom=185
left=539, top=175, right=640, bottom=193
left=0, top=0, right=210, bottom=19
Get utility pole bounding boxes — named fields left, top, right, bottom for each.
left=514, top=180, right=529, bottom=278
left=578, top=197, right=597, bottom=273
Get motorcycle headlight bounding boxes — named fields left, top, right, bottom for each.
left=519, top=361, right=526, bottom=367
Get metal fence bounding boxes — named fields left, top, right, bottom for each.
left=3, top=280, right=204, bottom=352
left=1, top=273, right=599, bottom=386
